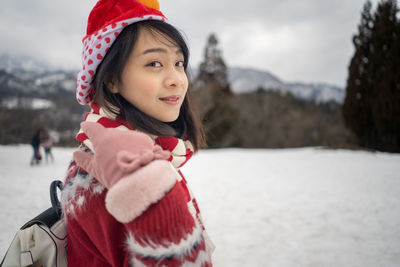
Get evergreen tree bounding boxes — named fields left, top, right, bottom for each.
left=343, top=1, right=374, bottom=148
left=196, top=33, right=229, bottom=90
left=192, top=33, right=237, bottom=147
left=368, top=0, right=400, bottom=152
left=343, top=0, right=400, bottom=152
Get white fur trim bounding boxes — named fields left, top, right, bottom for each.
left=130, top=249, right=212, bottom=267
left=61, top=164, right=93, bottom=208
left=76, top=195, right=85, bottom=207
left=66, top=203, right=75, bottom=215
left=129, top=258, right=147, bottom=267
left=181, top=249, right=212, bottom=267
left=61, top=158, right=105, bottom=218
left=126, top=220, right=204, bottom=260
left=92, top=183, right=105, bottom=195
left=105, top=160, right=178, bottom=223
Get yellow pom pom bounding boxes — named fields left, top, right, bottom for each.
left=138, top=0, right=160, bottom=11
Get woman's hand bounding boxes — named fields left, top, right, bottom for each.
left=73, top=122, right=178, bottom=222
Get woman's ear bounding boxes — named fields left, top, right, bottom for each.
left=105, top=74, right=119, bottom=94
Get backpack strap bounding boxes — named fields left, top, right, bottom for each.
left=21, top=180, right=63, bottom=230
left=50, top=180, right=63, bottom=218
left=1, top=180, right=65, bottom=267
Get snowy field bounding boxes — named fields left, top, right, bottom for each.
left=1, top=144, right=399, bottom=266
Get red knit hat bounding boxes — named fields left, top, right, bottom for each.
left=76, top=0, right=167, bottom=105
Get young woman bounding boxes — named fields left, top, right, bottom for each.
left=61, top=0, right=214, bottom=266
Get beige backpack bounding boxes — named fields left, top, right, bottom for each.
left=1, top=181, right=67, bottom=267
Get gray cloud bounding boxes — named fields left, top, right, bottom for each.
left=0, top=0, right=380, bottom=86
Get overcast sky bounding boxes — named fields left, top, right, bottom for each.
left=0, top=0, right=380, bottom=87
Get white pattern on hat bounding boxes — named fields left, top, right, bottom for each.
left=76, top=15, right=167, bottom=105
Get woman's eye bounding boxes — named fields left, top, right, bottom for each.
left=176, top=61, right=184, bottom=67
left=148, top=61, right=162, bottom=67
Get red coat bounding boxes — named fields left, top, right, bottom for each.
left=62, top=105, right=213, bottom=266
left=62, top=157, right=213, bottom=266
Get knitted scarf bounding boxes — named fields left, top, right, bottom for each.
left=76, top=103, right=194, bottom=169
left=75, top=103, right=216, bottom=253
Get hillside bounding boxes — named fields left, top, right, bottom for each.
left=0, top=53, right=344, bottom=103
left=228, top=67, right=345, bottom=103
left=0, top=67, right=87, bottom=145
left=0, top=53, right=352, bottom=148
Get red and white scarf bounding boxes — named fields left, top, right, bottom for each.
left=76, top=103, right=194, bottom=169
left=75, top=103, right=216, bottom=253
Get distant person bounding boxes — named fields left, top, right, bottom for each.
left=42, top=130, right=54, bottom=163
left=30, top=128, right=43, bottom=165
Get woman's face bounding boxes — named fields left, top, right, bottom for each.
left=110, top=27, right=188, bottom=122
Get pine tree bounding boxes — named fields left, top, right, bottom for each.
left=343, top=1, right=374, bottom=148
left=192, top=33, right=237, bottom=147
left=196, top=33, right=229, bottom=90
left=368, top=0, right=400, bottom=151
left=343, top=0, right=400, bottom=152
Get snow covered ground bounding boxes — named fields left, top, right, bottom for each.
left=1, top=144, right=399, bottom=266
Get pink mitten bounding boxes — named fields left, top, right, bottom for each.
left=73, top=122, right=179, bottom=222
left=74, top=122, right=170, bottom=188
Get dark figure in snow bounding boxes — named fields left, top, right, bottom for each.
left=42, top=130, right=54, bottom=163
left=30, top=128, right=43, bottom=166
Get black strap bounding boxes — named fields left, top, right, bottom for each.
left=21, top=180, right=63, bottom=229
left=50, top=180, right=63, bottom=218
left=1, top=180, right=64, bottom=267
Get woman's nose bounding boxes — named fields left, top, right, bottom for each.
left=164, top=65, right=186, bottom=89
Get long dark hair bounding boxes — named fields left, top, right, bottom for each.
left=93, top=20, right=206, bottom=151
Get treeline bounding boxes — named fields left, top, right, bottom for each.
left=192, top=34, right=356, bottom=149
left=192, top=79, right=356, bottom=149
left=0, top=77, right=355, bottom=149
left=0, top=90, right=86, bottom=146
left=193, top=0, right=400, bottom=152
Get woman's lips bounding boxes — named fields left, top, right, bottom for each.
left=159, top=95, right=180, bottom=105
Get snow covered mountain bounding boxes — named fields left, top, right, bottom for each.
left=227, top=67, right=287, bottom=93
left=228, top=67, right=345, bottom=103
left=0, top=53, right=50, bottom=73
left=0, top=53, right=345, bottom=103
left=286, top=82, right=344, bottom=104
